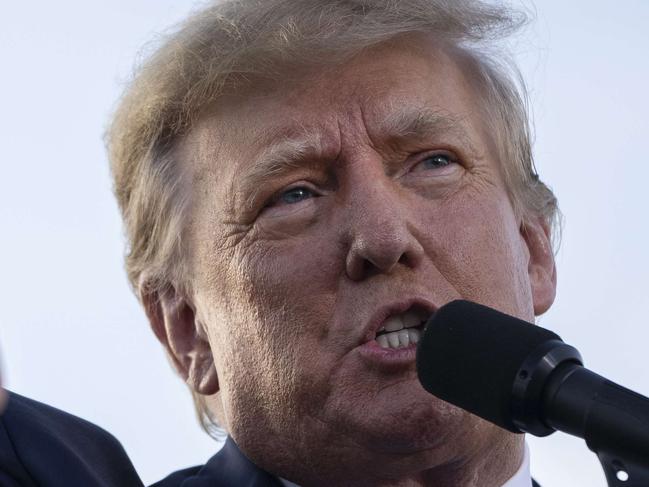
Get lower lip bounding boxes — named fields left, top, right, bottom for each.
left=357, top=339, right=418, bottom=370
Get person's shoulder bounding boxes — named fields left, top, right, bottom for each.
left=3, top=391, right=123, bottom=443
left=0, top=390, right=144, bottom=487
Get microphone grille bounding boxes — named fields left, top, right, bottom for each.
left=416, top=300, right=561, bottom=432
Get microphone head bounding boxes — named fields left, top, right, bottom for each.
left=416, top=300, right=561, bottom=432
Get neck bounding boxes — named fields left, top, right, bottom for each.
left=417, top=436, right=525, bottom=487
left=273, top=430, right=525, bottom=487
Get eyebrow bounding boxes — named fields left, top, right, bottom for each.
left=377, top=107, right=476, bottom=150
left=243, top=136, right=322, bottom=187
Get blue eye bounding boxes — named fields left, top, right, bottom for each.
left=421, top=153, right=451, bottom=168
left=278, top=186, right=315, bottom=205
left=411, top=152, right=457, bottom=175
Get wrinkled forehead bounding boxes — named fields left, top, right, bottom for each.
left=178, top=36, right=493, bottom=185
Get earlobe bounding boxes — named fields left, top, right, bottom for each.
left=140, top=281, right=220, bottom=395
left=521, top=217, right=557, bottom=316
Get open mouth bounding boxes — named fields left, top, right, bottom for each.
left=374, top=305, right=430, bottom=350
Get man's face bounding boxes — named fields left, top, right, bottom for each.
left=178, top=37, right=553, bottom=483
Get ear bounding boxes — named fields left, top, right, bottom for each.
left=521, top=216, right=557, bottom=316
left=140, top=281, right=219, bottom=395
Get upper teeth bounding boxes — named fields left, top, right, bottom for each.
left=378, top=309, right=427, bottom=334
left=375, top=308, right=429, bottom=350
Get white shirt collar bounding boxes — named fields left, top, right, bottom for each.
left=280, top=442, right=532, bottom=487
left=502, top=442, right=532, bottom=487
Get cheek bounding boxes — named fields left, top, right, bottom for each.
left=215, top=234, right=344, bottom=414
left=235, top=232, right=342, bottom=335
left=421, top=190, right=531, bottom=317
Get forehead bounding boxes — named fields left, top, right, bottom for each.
left=180, top=37, right=491, bottom=188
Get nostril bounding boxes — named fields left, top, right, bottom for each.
left=359, top=259, right=387, bottom=280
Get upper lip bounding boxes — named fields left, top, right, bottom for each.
left=361, top=297, right=438, bottom=344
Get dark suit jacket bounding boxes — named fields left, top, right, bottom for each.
left=0, top=391, right=143, bottom=487
left=0, top=391, right=540, bottom=486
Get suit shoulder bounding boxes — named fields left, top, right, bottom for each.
left=0, top=391, right=144, bottom=487
left=4, top=391, right=122, bottom=444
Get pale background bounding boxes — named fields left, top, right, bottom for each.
left=1, top=1, right=647, bottom=486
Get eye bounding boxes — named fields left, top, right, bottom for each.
left=270, top=186, right=316, bottom=207
left=411, top=152, right=457, bottom=173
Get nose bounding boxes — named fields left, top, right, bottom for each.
left=344, top=181, right=424, bottom=281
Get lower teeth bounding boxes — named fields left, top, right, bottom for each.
left=376, top=328, right=421, bottom=349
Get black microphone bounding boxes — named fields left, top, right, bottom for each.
left=416, top=300, right=649, bottom=470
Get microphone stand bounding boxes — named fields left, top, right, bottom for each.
left=512, top=343, right=649, bottom=487
left=597, top=452, right=649, bottom=487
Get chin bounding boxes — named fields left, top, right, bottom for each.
left=344, top=394, right=482, bottom=455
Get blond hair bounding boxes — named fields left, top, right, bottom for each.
left=106, top=0, right=559, bottom=438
